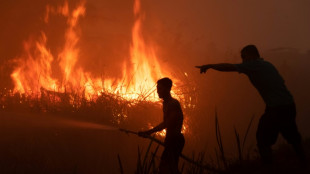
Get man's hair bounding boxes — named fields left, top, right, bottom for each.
left=157, top=77, right=172, bottom=90
left=241, top=45, right=260, bottom=58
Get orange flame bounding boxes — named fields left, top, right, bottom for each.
left=9, top=0, right=189, bottom=136
left=10, top=0, right=176, bottom=102
left=11, top=33, right=58, bottom=94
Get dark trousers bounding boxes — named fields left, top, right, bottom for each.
left=159, top=134, right=185, bottom=174
left=256, top=103, right=305, bottom=163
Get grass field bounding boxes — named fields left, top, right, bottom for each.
left=1, top=110, right=309, bottom=174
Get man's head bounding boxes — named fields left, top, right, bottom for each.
left=157, top=77, right=172, bottom=99
left=241, top=45, right=260, bottom=61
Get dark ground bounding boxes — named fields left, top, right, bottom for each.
left=0, top=111, right=146, bottom=174
left=1, top=110, right=309, bottom=174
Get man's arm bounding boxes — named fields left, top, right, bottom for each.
left=138, top=122, right=166, bottom=137
left=195, top=63, right=238, bottom=73
left=145, top=122, right=165, bottom=134
left=138, top=101, right=181, bottom=137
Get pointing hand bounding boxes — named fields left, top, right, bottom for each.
left=195, top=65, right=210, bottom=74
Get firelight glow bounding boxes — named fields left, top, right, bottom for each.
left=10, top=0, right=179, bottom=102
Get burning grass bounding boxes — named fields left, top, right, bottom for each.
left=0, top=71, right=197, bottom=131
left=9, top=0, right=183, bottom=103
left=1, top=85, right=308, bottom=174
left=0, top=79, right=196, bottom=173
left=2, top=0, right=199, bottom=136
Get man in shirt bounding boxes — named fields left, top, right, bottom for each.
left=196, top=45, right=305, bottom=164
left=138, top=77, right=185, bottom=174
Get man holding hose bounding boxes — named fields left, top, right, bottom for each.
left=138, top=77, right=185, bottom=174
left=196, top=45, right=305, bottom=164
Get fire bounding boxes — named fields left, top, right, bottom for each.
left=125, top=0, right=164, bottom=100
left=11, top=33, right=58, bottom=94
left=10, top=0, right=175, bottom=102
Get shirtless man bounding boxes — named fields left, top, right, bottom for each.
left=138, top=77, right=185, bottom=173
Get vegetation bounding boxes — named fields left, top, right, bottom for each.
left=0, top=83, right=309, bottom=173
left=121, top=113, right=309, bottom=174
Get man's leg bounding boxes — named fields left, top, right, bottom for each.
left=159, top=135, right=185, bottom=174
left=281, top=123, right=304, bottom=161
left=171, top=135, right=185, bottom=174
left=159, top=147, right=180, bottom=174
left=158, top=148, right=170, bottom=174
left=279, top=108, right=305, bottom=162
left=256, top=111, right=279, bottom=164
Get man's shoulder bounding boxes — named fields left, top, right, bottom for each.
left=253, top=59, right=278, bottom=71
left=171, top=98, right=181, bottom=104
left=165, top=98, right=181, bottom=107
left=235, top=58, right=273, bottom=73
left=164, top=98, right=183, bottom=116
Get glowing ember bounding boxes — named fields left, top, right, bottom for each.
left=10, top=0, right=177, bottom=102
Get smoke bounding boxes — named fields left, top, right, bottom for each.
left=0, top=0, right=310, bottom=150
left=1, top=0, right=309, bottom=79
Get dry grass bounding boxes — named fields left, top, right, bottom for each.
left=125, top=112, right=309, bottom=174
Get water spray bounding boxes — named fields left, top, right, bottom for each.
left=35, top=116, right=219, bottom=172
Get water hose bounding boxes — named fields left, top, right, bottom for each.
left=119, top=128, right=222, bottom=173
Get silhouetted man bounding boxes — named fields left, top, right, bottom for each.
left=196, top=45, right=305, bottom=164
left=138, top=77, right=185, bottom=174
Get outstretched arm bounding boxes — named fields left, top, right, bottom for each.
left=195, top=63, right=238, bottom=73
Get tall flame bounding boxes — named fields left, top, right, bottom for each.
left=10, top=0, right=174, bottom=102
left=121, top=0, right=166, bottom=100
left=11, top=33, right=58, bottom=94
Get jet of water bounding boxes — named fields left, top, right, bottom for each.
left=55, top=118, right=119, bottom=131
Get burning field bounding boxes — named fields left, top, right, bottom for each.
left=9, top=0, right=187, bottom=101
left=0, top=0, right=198, bottom=173
left=2, top=0, right=197, bottom=131
left=1, top=0, right=310, bottom=173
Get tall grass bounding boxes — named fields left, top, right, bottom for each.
left=215, top=110, right=227, bottom=169
left=234, top=115, right=255, bottom=162
left=0, top=72, right=196, bottom=122
left=121, top=112, right=256, bottom=174
left=117, top=139, right=160, bottom=174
